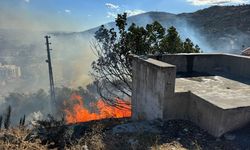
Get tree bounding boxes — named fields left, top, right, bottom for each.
left=4, top=105, right=11, bottom=130
left=91, top=13, right=201, bottom=104
left=160, top=26, right=183, bottom=53
left=0, top=116, right=2, bottom=130
left=19, top=115, right=25, bottom=127
left=183, top=38, right=201, bottom=53
left=91, top=13, right=132, bottom=106
left=146, top=21, right=166, bottom=54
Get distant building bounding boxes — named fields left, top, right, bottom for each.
left=241, top=47, right=250, bottom=56
left=0, top=63, right=21, bottom=80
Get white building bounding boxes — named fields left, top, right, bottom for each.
left=0, top=63, right=21, bottom=80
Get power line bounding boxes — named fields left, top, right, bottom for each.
left=45, top=35, right=56, bottom=115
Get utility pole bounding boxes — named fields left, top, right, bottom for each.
left=45, top=35, right=56, bottom=114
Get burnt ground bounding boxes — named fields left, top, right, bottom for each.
left=1, top=119, right=250, bottom=150
left=101, top=120, right=250, bottom=150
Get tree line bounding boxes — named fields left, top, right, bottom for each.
left=91, top=13, right=201, bottom=104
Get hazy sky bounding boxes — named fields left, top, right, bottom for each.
left=0, top=0, right=249, bottom=32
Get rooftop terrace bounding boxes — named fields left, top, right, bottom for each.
left=176, top=76, right=250, bottom=109
left=131, top=53, right=250, bottom=137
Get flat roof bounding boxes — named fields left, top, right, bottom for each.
left=175, top=76, right=250, bottom=109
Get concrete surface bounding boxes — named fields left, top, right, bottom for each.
left=175, top=76, right=250, bottom=109
left=131, top=53, right=250, bottom=137
left=165, top=76, right=250, bottom=137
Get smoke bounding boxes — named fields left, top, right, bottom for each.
left=172, top=19, right=213, bottom=52
left=0, top=4, right=98, bottom=125
left=27, top=111, right=44, bottom=126
left=131, top=12, right=249, bottom=53
left=126, top=13, right=213, bottom=52
left=51, top=33, right=96, bottom=88
left=0, top=2, right=97, bottom=89
left=205, top=31, right=250, bottom=53
left=0, top=36, right=97, bottom=125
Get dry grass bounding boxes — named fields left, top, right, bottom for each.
left=0, top=128, right=47, bottom=150
left=151, top=141, right=187, bottom=150
left=70, top=123, right=106, bottom=150
left=68, top=122, right=187, bottom=150
left=0, top=119, right=241, bottom=150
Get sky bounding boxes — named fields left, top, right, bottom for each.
left=0, top=0, right=249, bottom=32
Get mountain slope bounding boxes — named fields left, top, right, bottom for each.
left=180, top=5, right=250, bottom=34
left=179, top=5, right=250, bottom=53
left=55, top=5, right=250, bottom=53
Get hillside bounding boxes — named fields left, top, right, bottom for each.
left=179, top=5, right=250, bottom=53
left=56, top=5, right=250, bottom=53
left=180, top=5, right=250, bottom=34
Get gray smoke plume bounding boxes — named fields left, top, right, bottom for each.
left=0, top=4, right=98, bottom=125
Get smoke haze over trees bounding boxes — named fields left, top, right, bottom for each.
left=91, top=13, right=200, bottom=104
left=0, top=84, right=99, bottom=126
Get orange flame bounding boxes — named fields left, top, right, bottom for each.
left=64, top=93, right=131, bottom=124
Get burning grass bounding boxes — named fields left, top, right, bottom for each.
left=64, top=93, right=131, bottom=124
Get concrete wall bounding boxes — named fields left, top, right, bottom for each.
left=131, top=53, right=250, bottom=137
left=163, top=92, right=226, bottom=137
left=164, top=92, right=250, bottom=137
left=151, top=54, right=222, bottom=74
left=220, top=107, right=250, bottom=136
left=220, top=54, right=250, bottom=79
left=152, top=53, right=250, bottom=79
left=131, top=55, right=176, bottom=120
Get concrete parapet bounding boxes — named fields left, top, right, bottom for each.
left=131, top=55, right=176, bottom=120
left=131, top=53, right=250, bottom=137
left=153, top=53, right=250, bottom=79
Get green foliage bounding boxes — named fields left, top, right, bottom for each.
left=159, top=26, right=181, bottom=53
left=183, top=38, right=201, bottom=53
left=92, top=13, right=201, bottom=101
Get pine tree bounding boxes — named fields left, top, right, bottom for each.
left=4, top=105, right=11, bottom=130
left=183, top=38, right=194, bottom=53
left=22, top=115, right=26, bottom=126
left=0, top=115, right=2, bottom=130
left=161, top=26, right=183, bottom=53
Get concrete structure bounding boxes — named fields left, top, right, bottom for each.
left=131, top=53, right=250, bottom=137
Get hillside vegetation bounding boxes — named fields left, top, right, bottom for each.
left=65, top=5, right=250, bottom=53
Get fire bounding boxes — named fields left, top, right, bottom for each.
left=64, top=93, right=131, bottom=123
